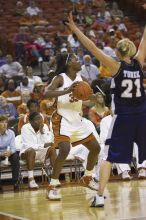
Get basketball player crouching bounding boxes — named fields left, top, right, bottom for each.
left=45, top=53, right=101, bottom=200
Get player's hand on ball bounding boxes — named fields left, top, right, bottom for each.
left=67, top=81, right=80, bottom=93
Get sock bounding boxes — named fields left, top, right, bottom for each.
left=84, top=169, right=93, bottom=176
left=50, top=178, right=59, bottom=186
left=28, top=170, right=34, bottom=179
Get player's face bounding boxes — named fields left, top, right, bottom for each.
left=68, top=55, right=81, bottom=72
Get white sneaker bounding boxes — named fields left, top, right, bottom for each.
left=91, top=194, right=104, bottom=207
left=121, top=171, right=132, bottom=180
left=29, top=180, right=39, bottom=189
left=47, top=185, right=61, bottom=200
left=138, top=169, right=146, bottom=179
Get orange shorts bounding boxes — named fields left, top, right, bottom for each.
left=51, top=112, right=96, bottom=147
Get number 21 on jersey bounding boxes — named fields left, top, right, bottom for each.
left=121, top=79, right=141, bottom=98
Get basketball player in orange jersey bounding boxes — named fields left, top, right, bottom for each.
left=45, top=53, right=101, bottom=200
left=67, top=13, right=146, bottom=207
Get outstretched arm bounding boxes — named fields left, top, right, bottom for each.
left=45, top=75, right=79, bottom=98
left=67, top=12, right=120, bottom=76
left=135, top=26, right=146, bottom=67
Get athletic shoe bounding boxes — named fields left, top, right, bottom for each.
left=47, top=185, right=61, bottom=200
left=138, top=169, right=146, bottom=179
left=29, top=180, right=39, bottom=189
left=80, top=176, right=99, bottom=190
left=121, top=171, right=132, bottom=180
left=91, top=194, right=104, bottom=207
left=42, top=168, right=61, bottom=187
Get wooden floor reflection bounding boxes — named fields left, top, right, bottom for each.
left=0, top=181, right=146, bottom=220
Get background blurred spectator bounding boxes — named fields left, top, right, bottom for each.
left=80, top=55, right=99, bottom=84
left=26, top=0, right=42, bottom=17
left=1, top=79, right=22, bottom=109
left=0, top=54, right=24, bottom=79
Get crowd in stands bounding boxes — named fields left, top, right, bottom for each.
left=0, top=0, right=146, bottom=192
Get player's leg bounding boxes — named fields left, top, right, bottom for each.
left=81, top=138, right=100, bottom=190
left=47, top=141, right=71, bottom=200
left=92, top=114, right=135, bottom=207
left=135, top=112, right=146, bottom=177
left=84, top=139, right=100, bottom=171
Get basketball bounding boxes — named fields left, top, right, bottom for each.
left=72, top=81, right=93, bottom=101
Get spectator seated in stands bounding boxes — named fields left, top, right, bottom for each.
left=114, top=17, right=127, bottom=32
left=88, top=92, right=110, bottom=133
left=111, top=1, right=123, bottom=18
left=14, top=27, right=30, bottom=61
left=97, top=6, right=112, bottom=23
left=0, top=54, right=24, bottom=79
left=24, top=36, right=43, bottom=63
left=80, top=55, right=99, bottom=84
left=18, top=99, right=49, bottom=134
left=34, top=34, right=46, bottom=48
left=25, top=66, right=42, bottom=91
left=20, top=112, right=57, bottom=189
left=17, top=90, right=30, bottom=117
left=0, top=96, right=18, bottom=123
left=0, top=115, right=20, bottom=192
left=14, top=1, right=25, bottom=16
left=16, top=76, right=33, bottom=93
left=25, top=0, right=42, bottom=17
left=1, top=79, right=22, bottom=109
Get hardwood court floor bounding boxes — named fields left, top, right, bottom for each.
left=0, top=181, right=146, bottom=220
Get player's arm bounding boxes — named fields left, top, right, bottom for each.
left=67, top=12, right=120, bottom=76
left=45, top=75, right=78, bottom=98
left=135, top=26, right=146, bottom=67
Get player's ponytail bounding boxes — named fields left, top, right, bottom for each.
left=116, top=38, right=136, bottom=58
left=55, top=53, right=69, bottom=75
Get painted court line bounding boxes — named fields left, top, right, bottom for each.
left=0, top=212, right=29, bottom=220
left=121, top=216, right=146, bottom=220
